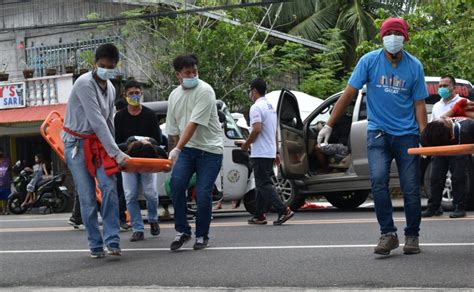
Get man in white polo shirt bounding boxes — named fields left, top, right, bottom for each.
left=422, top=75, right=468, bottom=218
left=240, top=78, right=294, bottom=225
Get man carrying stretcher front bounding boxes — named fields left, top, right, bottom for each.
left=62, top=43, right=130, bottom=259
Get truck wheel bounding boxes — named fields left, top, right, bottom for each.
left=325, top=190, right=369, bottom=210
left=271, top=171, right=305, bottom=211
left=423, top=160, right=473, bottom=211
left=8, top=193, right=27, bottom=215
left=243, top=189, right=256, bottom=215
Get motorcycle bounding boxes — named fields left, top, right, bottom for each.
left=7, top=161, right=71, bottom=214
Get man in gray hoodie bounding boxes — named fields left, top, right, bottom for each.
left=62, top=43, right=129, bottom=258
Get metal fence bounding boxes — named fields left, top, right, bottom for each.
left=25, top=37, right=121, bottom=77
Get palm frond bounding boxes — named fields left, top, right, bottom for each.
left=288, top=2, right=340, bottom=41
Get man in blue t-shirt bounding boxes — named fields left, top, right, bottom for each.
left=318, top=17, right=428, bottom=256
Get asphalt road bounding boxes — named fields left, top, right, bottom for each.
left=0, top=205, right=473, bottom=290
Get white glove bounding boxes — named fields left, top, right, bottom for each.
left=115, top=151, right=130, bottom=167
left=317, top=124, right=333, bottom=145
left=168, top=148, right=181, bottom=164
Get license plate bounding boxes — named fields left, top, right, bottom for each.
left=59, top=186, right=68, bottom=191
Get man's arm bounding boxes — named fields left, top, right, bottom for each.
left=168, top=135, right=179, bottom=151
left=415, top=100, right=428, bottom=134
left=241, top=122, right=261, bottom=151
left=175, top=122, right=199, bottom=150
left=326, top=85, right=358, bottom=128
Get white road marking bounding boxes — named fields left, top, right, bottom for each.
left=0, top=243, right=473, bottom=254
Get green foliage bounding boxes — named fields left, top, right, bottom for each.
left=120, top=9, right=278, bottom=110
left=79, top=50, right=95, bottom=69
left=299, top=29, right=348, bottom=98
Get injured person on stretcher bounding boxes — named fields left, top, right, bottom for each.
left=421, top=99, right=474, bottom=147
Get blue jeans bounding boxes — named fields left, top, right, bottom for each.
left=170, top=147, right=223, bottom=240
left=367, top=130, right=421, bottom=237
left=122, top=172, right=158, bottom=232
left=65, top=139, right=120, bottom=250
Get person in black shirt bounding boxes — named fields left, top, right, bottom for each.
left=114, top=80, right=162, bottom=242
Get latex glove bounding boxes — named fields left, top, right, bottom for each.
left=317, top=124, right=333, bottom=145
left=169, top=147, right=181, bottom=164
left=115, top=151, right=130, bottom=167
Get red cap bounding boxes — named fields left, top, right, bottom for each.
left=380, top=17, right=409, bottom=41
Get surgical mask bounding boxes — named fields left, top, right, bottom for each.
left=182, top=76, right=199, bottom=89
left=96, top=67, right=116, bottom=81
left=383, top=35, right=405, bottom=54
left=438, top=87, right=451, bottom=99
left=126, top=95, right=142, bottom=106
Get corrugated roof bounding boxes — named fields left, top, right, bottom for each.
left=0, top=104, right=66, bottom=124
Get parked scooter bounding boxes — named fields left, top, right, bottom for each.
left=7, top=161, right=70, bottom=214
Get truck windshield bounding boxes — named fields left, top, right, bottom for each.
left=222, top=107, right=245, bottom=139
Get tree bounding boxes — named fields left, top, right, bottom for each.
left=267, top=0, right=427, bottom=68
left=118, top=6, right=281, bottom=110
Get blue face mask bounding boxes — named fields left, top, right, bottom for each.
left=438, top=87, right=451, bottom=99
left=96, top=67, right=116, bottom=81
left=182, top=76, right=199, bottom=89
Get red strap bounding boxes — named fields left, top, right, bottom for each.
left=63, top=127, right=119, bottom=177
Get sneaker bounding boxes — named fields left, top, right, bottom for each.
left=248, top=215, right=267, bottom=225
left=170, top=233, right=191, bottom=251
left=90, top=248, right=106, bottom=259
left=422, top=207, right=443, bottom=217
left=450, top=208, right=466, bottom=218
left=193, top=237, right=209, bottom=250
left=106, top=243, right=122, bottom=256
left=374, top=233, right=399, bottom=255
left=130, top=231, right=144, bottom=242
left=68, top=218, right=85, bottom=230
left=160, top=210, right=172, bottom=220
left=150, top=222, right=160, bottom=236
left=403, top=236, right=420, bottom=254
left=273, top=207, right=294, bottom=225
left=120, top=222, right=131, bottom=232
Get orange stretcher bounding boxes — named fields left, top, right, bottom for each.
left=40, top=111, right=172, bottom=172
left=408, top=144, right=474, bottom=156
left=40, top=111, right=172, bottom=216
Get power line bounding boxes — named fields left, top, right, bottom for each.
left=0, top=0, right=290, bottom=32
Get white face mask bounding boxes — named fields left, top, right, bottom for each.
left=383, top=35, right=405, bottom=54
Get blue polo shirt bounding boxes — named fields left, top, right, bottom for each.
left=348, top=49, right=428, bottom=136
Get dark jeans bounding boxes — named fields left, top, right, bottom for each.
left=367, top=131, right=421, bottom=237
left=251, top=158, right=286, bottom=218
left=116, top=172, right=128, bottom=223
left=429, top=155, right=469, bottom=210
left=170, top=147, right=223, bottom=240
left=71, top=191, right=82, bottom=223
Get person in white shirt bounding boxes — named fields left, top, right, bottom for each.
left=422, top=75, right=468, bottom=218
left=239, top=79, right=294, bottom=225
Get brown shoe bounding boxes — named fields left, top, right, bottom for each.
left=403, top=236, right=420, bottom=254
left=248, top=216, right=267, bottom=225
left=374, top=233, right=399, bottom=255
left=273, top=207, right=294, bottom=225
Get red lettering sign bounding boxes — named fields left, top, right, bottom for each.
left=9, top=85, right=14, bottom=97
